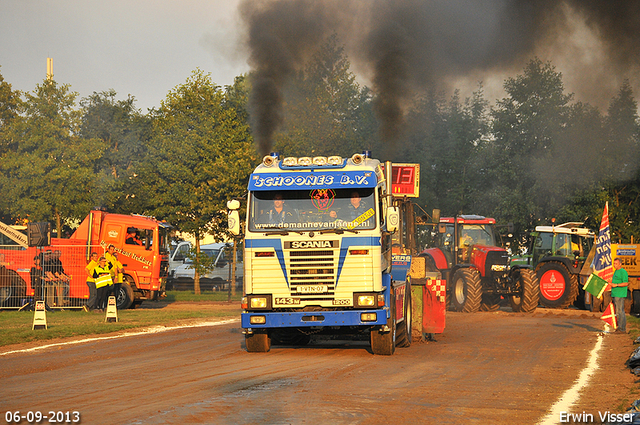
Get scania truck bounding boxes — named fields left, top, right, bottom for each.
left=228, top=152, right=412, bottom=355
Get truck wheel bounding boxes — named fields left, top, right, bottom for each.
left=396, top=283, right=412, bottom=348
left=480, top=294, right=501, bottom=312
left=537, top=262, right=578, bottom=309
left=450, top=268, right=482, bottom=313
left=371, top=289, right=396, bottom=355
left=0, top=270, right=26, bottom=307
left=116, top=278, right=134, bottom=310
left=245, top=331, right=271, bottom=352
left=509, top=268, right=539, bottom=313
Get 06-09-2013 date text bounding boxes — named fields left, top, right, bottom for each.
left=4, top=411, right=80, bottom=424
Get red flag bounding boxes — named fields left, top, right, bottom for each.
left=600, top=302, right=617, bottom=330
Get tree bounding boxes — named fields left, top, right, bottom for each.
left=137, top=70, right=257, bottom=293
left=482, top=58, right=573, bottom=250
left=274, top=34, right=376, bottom=157
left=79, top=90, right=151, bottom=213
left=0, top=79, right=105, bottom=235
left=0, top=68, right=23, bottom=222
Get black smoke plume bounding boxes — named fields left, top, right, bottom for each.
left=240, top=0, right=640, bottom=154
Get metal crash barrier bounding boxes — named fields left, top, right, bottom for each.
left=0, top=244, right=104, bottom=310
left=409, top=256, right=446, bottom=340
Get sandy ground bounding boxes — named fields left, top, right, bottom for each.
left=0, top=304, right=638, bottom=425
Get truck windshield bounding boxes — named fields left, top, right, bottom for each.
left=248, top=188, right=377, bottom=233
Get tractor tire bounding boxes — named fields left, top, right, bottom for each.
left=509, top=268, right=539, bottom=313
left=396, top=283, right=413, bottom=348
left=480, top=294, right=501, bottom=312
left=449, top=268, right=482, bottom=313
left=245, top=331, right=271, bottom=352
left=371, top=289, right=396, bottom=355
left=537, top=262, right=578, bottom=309
left=589, top=293, right=603, bottom=312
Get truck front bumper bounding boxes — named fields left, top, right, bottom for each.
left=242, top=309, right=388, bottom=329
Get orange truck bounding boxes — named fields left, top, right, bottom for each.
left=0, top=210, right=171, bottom=309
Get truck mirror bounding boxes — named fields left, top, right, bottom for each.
left=432, top=209, right=440, bottom=224
left=228, top=210, right=240, bottom=236
left=386, top=207, right=400, bottom=233
left=227, top=199, right=240, bottom=210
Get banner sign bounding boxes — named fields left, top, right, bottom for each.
left=249, top=171, right=377, bottom=191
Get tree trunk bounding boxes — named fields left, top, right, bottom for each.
left=194, top=236, right=201, bottom=295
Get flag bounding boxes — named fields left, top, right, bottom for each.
left=593, top=202, right=613, bottom=283
left=583, top=273, right=609, bottom=299
left=601, top=301, right=617, bottom=330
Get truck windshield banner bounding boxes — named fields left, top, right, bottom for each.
left=249, top=171, right=377, bottom=191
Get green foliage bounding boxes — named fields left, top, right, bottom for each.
left=79, top=90, right=151, bottom=213
left=274, top=35, right=376, bottom=157
left=0, top=79, right=106, bottom=234
left=137, top=69, right=257, bottom=240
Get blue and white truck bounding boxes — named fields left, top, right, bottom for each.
left=228, top=152, right=413, bottom=354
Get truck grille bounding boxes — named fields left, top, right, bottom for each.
left=287, top=249, right=335, bottom=300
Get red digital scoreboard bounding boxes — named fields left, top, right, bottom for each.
left=384, top=163, right=420, bottom=198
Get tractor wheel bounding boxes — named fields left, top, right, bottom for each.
left=480, top=294, right=501, bottom=312
left=449, top=268, right=482, bottom=313
left=536, top=262, right=578, bottom=309
left=371, top=289, right=396, bottom=355
left=590, top=293, right=603, bottom=312
left=509, top=268, right=539, bottom=313
left=396, top=282, right=413, bottom=348
left=245, top=331, right=271, bottom=352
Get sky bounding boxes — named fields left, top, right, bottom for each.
left=0, top=0, right=249, bottom=112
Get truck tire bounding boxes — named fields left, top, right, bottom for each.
left=509, top=268, right=539, bottom=313
left=116, top=277, right=135, bottom=310
left=396, top=283, right=412, bottom=348
left=0, top=270, right=27, bottom=307
left=450, top=268, right=482, bottom=313
left=371, top=289, right=396, bottom=355
left=245, top=331, right=271, bottom=352
left=537, top=262, right=578, bottom=309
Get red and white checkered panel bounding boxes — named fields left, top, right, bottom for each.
left=427, top=279, right=446, bottom=303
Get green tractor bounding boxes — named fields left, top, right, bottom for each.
left=524, top=222, right=595, bottom=309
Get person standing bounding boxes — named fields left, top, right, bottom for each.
left=110, top=252, right=124, bottom=303
left=611, top=257, right=629, bottom=333
left=29, top=255, right=49, bottom=310
left=93, top=256, right=113, bottom=311
left=84, top=252, right=99, bottom=311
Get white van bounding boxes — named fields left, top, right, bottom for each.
left=169, top=242, right=243, bottom=291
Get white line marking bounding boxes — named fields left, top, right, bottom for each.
left=537, top=333, right=605, bottom=425
left=0, top=318, right=240, bottom=356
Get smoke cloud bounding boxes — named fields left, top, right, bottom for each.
left=239, top=0, right=640, bottom=155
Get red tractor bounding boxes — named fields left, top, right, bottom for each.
left=420, top=215, right=539, bottom=313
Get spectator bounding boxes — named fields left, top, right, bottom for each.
left=84, top=252, right=99, bottom=311
left=110, top=252, right=124, bottom=302
left=611, top=257, right=629, bottom=333
left=50, top=250, right=71, bottom=307
left=93, top=256, right=113, bottom=311
left=30, top=255, right=46, bottom=308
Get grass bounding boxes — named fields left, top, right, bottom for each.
left=0, top=291, right=242, bottom=348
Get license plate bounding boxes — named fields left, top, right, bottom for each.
left=297, top=285, right=328, bottom=294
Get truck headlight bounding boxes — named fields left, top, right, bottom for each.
left=355, top=293, right=376, bottom=308
left=250, top=297, right=268, bottom=308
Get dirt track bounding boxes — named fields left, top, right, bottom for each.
left=0, top=304, right=637, bottom=424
